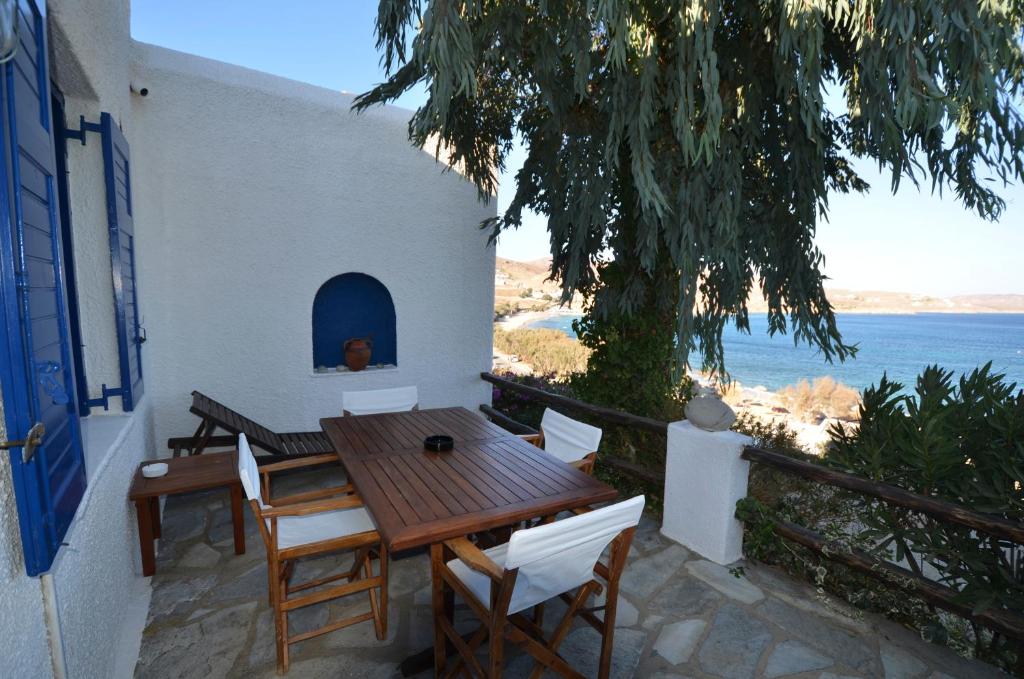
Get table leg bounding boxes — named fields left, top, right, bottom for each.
left=135, top=498, right=156, bottom=577
left=149, top=496, right=161, bottom=539
left=399, top=543, right=462, bottom=677
left=230, top=482, right=246, bottom=555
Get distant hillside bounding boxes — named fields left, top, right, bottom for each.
left=748, top=289, right=1024, bottom=314
left=494, top=257, right=582, bottom=313
left=495, top=257, right=1024, bottom=314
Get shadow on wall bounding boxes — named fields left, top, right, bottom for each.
left=312, top=273, right=397, bottom=370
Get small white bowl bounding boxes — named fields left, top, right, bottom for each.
left=142, top=462, right=169, bottom=478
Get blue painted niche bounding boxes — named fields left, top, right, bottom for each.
left=312, top=273, right=397, bottom=369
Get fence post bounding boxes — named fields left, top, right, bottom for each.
left=661, top=420, right=753, bottom=565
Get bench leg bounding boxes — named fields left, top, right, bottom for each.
left=135, top=498, right=156, bottom=576
left=230, top=482, right=245, bottom=555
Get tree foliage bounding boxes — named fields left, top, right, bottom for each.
left=356, top=1, right=1024, bottom=372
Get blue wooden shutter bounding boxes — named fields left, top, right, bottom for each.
left=0, top=0, right=87, bottom=576
left=100, top=112, right=143, bottom=410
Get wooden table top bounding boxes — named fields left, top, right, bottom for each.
left=321, top=407, right=512, bottom=459
left=321, top=408, right=618, bottom=552
left=128, top=450, right=239, bottom=500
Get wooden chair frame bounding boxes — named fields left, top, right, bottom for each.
left=518, top=431, right=598, bottom=475
left=250, top=454, right=388, bottom=673
left=430, top=512, right=637, bottom=679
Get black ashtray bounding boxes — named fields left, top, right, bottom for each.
left=424, top=435, right=454, bottom=452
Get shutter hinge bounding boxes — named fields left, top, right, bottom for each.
left=83, top=384, right=123, bottom=411
left=62, top=116, right=102, bottom=146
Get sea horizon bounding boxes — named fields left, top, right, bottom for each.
left=527, top=311, right=1024, bottom=394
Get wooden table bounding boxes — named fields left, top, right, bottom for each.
left=320, top=407, right=618, bottom=552
left=322, top=407, right=618, bottom=676
left=128, top=451, right=245, bottom=576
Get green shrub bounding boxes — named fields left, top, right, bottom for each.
left=826, top=364, right=1024, bottom=670
left=739, top=365, right=1024, bottom=673
left=494, top=302, right=520, bottom=320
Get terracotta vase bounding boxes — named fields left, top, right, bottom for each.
left=343, top=337, right=373, bottom=371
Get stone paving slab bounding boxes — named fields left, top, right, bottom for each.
left=134, top=467, right=1003, bottom=678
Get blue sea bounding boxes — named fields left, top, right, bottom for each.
left=529, top=313, right=1024, bottom=393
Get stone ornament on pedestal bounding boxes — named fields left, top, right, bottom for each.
left=684, top=387, right=736, bottom=432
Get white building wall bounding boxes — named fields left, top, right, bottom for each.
left=0, top=405, right=54, bottom=679
left=52, top=406, right=154, bottom=678
left=129, top=44, right=496, bottom=450
left=1, top=1, right=496, bottom=676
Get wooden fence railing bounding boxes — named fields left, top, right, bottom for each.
left=741, top=446, right=1024, bottom=642
left=480, top=372, right=666, bottom=485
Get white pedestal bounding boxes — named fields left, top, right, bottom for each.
left=661, top=420, right=752, bottom=565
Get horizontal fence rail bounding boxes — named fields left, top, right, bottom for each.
left=481, top=372, right=669, bottom=435
left=772, top=518, right=1024, bottom=641
left=742, top=445, right=1024, bottom=642
left=742, top=446, right=1024, bottom=544
left=479, top=374, right=666, bottom=485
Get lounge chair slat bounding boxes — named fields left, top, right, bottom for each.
left=182, top=392, right=333, bottom=460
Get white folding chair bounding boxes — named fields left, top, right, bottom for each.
left=522, top=408, right=603, bottom=474
left=237, top=434, right=388, bottom=673
left=432, top=495, right=645, bottom=679
left=341, top=386, right=419, bottom=416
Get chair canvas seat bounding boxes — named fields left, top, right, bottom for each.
left=270, top=506, right=377, bottom=550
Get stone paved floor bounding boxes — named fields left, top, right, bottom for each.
left=135, top=467, right=1001, bottom=678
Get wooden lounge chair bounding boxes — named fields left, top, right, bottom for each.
left=168, top=391, right=334, bottom=461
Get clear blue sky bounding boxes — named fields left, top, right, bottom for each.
left=132, top=1, right=1024, bottom=296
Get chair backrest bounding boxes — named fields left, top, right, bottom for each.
left=540, top=408, right=603, bottom=465
left=236, top=434, right=267, bottom=509
left=341, top=386, right=419, bottom=416
left=504, top=495, right=644, bottom=607
left=191, top=391, right=285, bottom=454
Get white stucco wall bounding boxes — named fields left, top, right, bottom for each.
left=0, top=405, right=154, bottom=679
left=129, top=44, right=496, bottom=449
left=0, top=404, right=54, bottom=679
left=51, top=406, right=154, bottom=678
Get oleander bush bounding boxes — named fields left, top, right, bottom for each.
left=739, top=365, right=1024, bottom=674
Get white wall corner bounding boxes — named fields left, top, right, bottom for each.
left=660, top=420, right=753, bottom=565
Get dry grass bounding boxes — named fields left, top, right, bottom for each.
left=778, top=376, right=860, bottom=422
left=492, top=327, right=590, bottom=376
